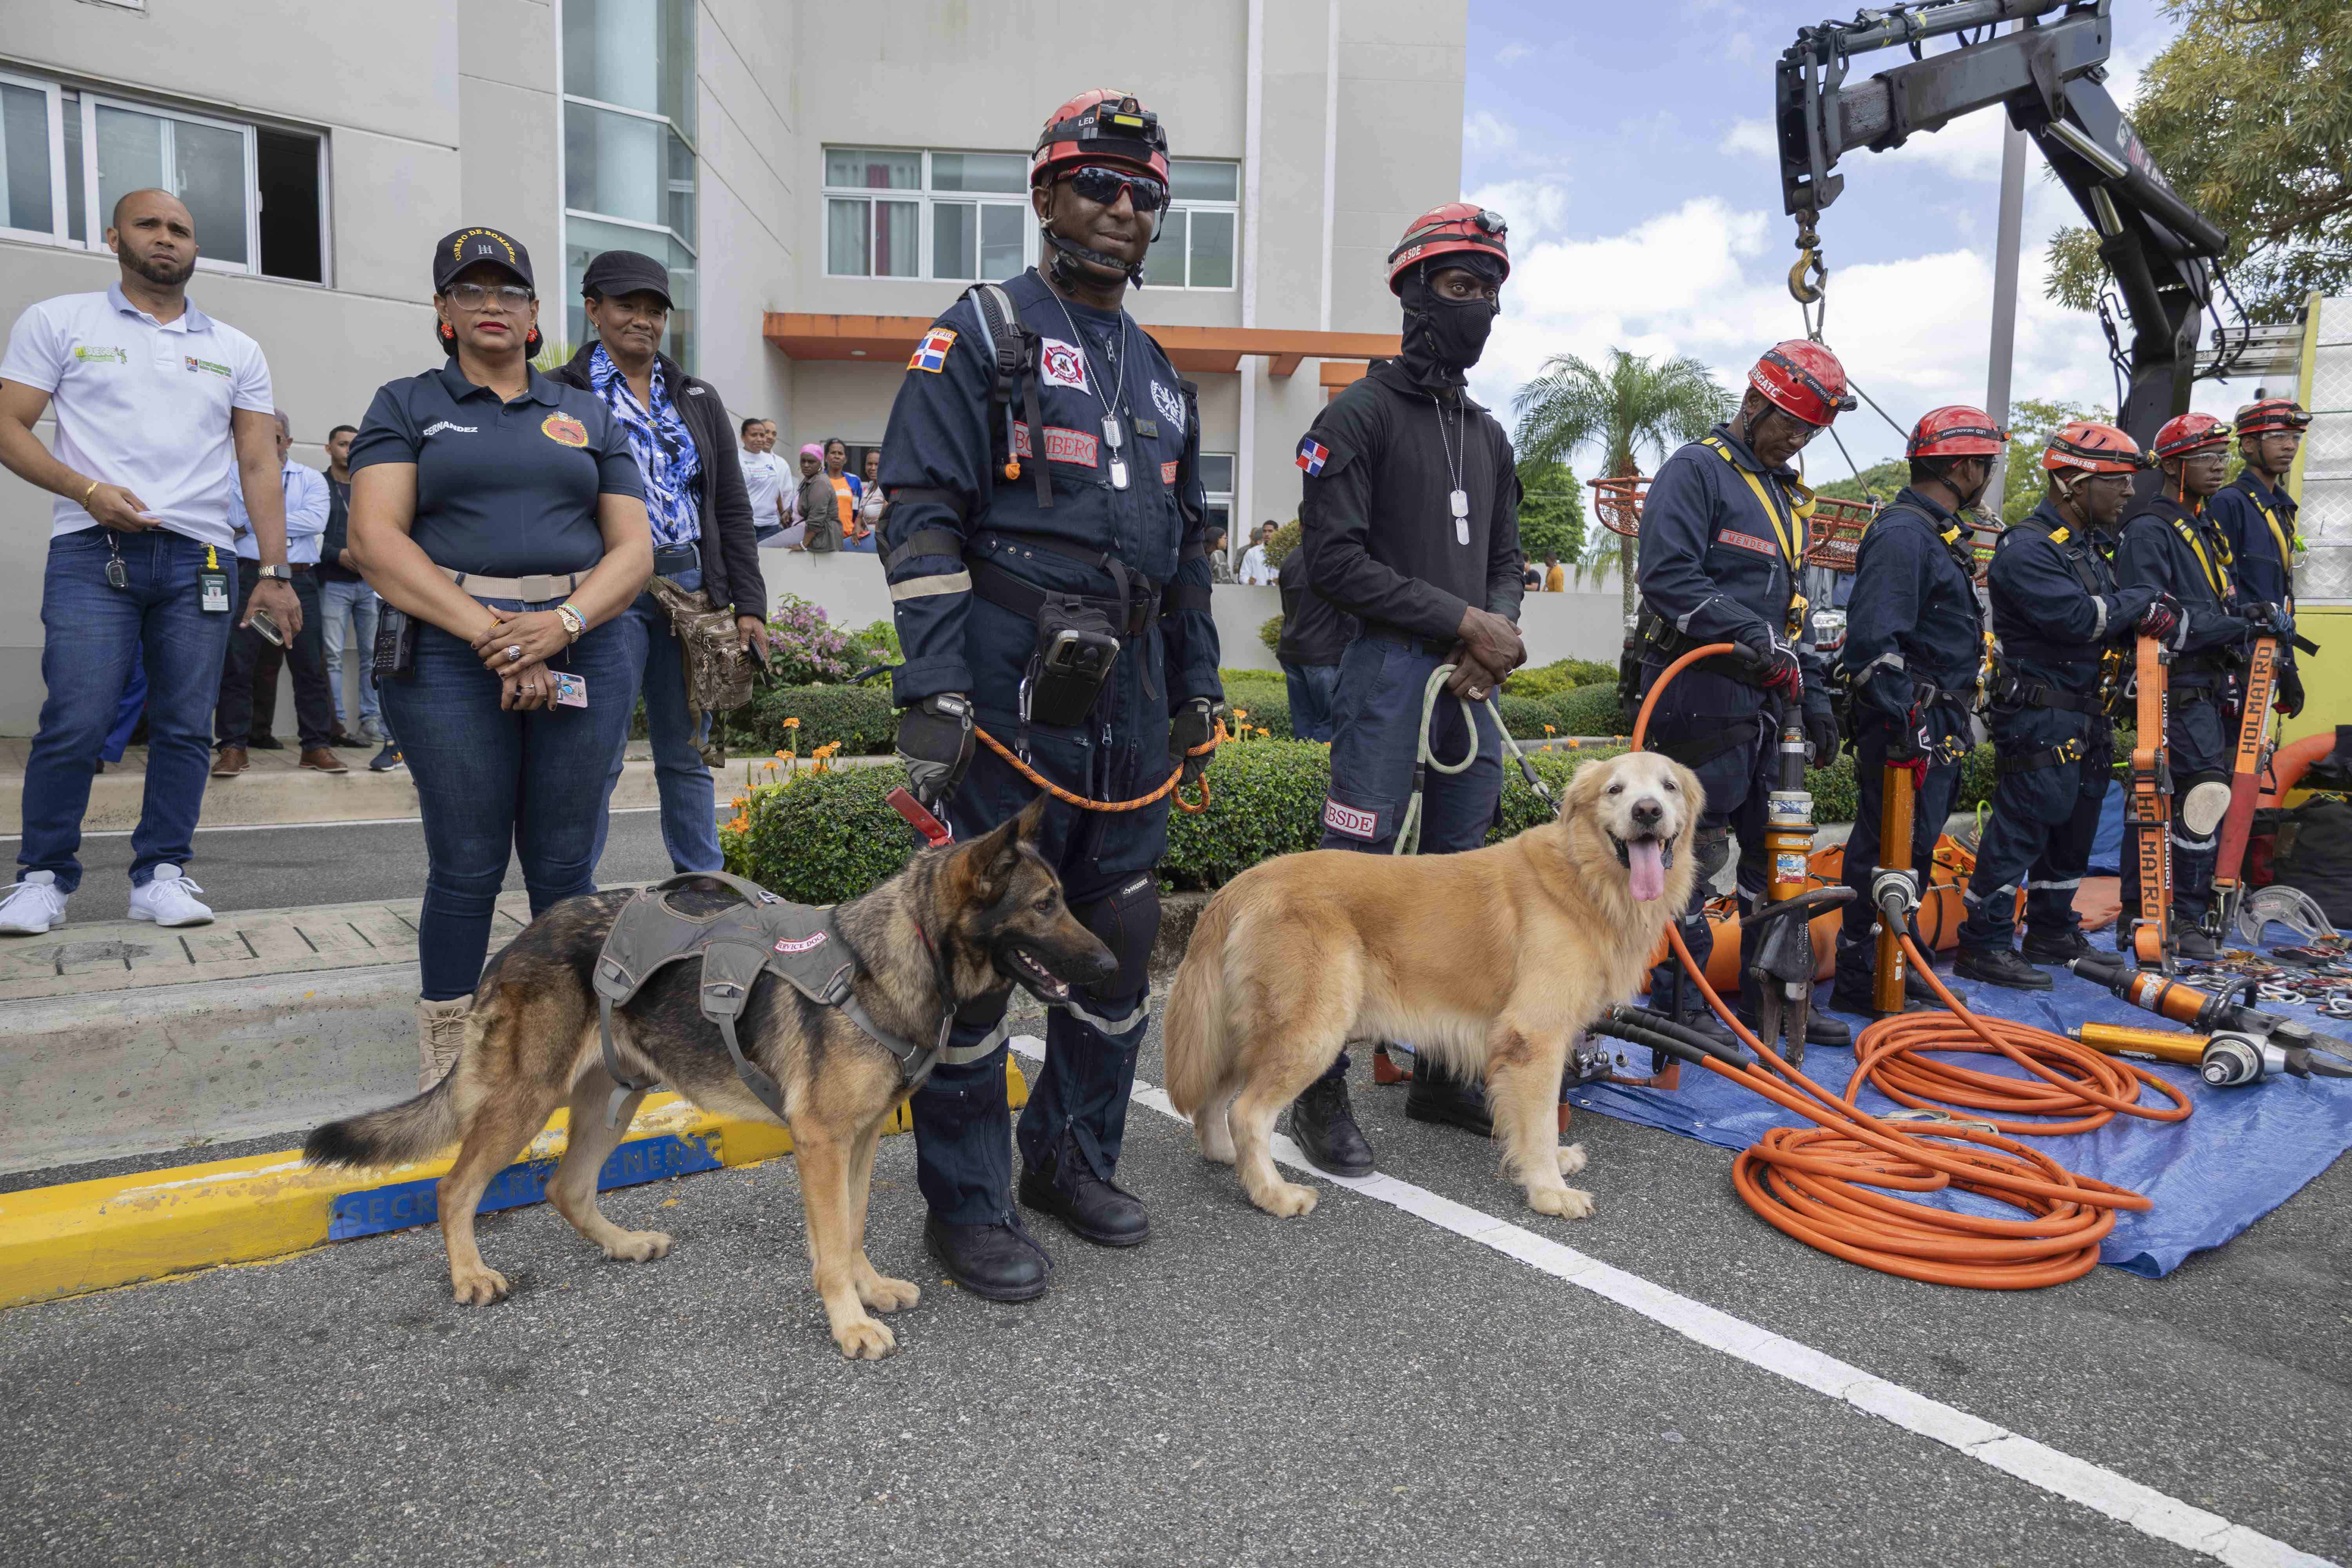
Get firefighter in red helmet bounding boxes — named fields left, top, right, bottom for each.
left=1282, top=201, right=1528, bottom=1176
left=2114, top=412, right=2275, bottom=958
left=1633, top=341, right=1854, bottom=1055
left=873, top=89, right=1222, bottom=1299
left=1831, top=407, right=2000, bottom=1009
left=2205, top=397, right=2311, bottom=718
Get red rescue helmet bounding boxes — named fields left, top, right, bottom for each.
left=2234, top=397, right=2312, bottom=439
left=1907, top=405, right=2008, bottom=459
left=2151, top=411, right=2231, bottom=462
left=2042, top=420, right=2147, bottom=475
left=1749, top=340, right=1856, bottom=427
left=1387, top=203, right=1511, bottom=293
left=1031, top=90, right=1169, bottom=187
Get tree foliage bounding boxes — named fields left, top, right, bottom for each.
left=1994, top=397, right=2111, bottom=524
left=1511, top=349, right=1732, bottom=611
left=1813, top=457, right=1907, bottom=506
left=1515, top=455, right=1588, bottom=567
left=2045, top=0, right=2352, bottom=324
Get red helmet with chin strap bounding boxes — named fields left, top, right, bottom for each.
left=1031, top=90, right=1170, bottom=187
left=2234, top=397, right=2312, bottom=439
left=2042, top=420, right=2146, bottom=475
left=2151, top=411, right=2231, bottom=462
left=1387, top=203, right=1510, bottom=293
left=1749, top=340, right=1855, bottom=427
left=1907, top=405, right=2007, bottom=459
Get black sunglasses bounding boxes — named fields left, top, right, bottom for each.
left=1060, top=165, right=1170, bottom=215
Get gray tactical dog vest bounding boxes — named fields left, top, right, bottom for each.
left=590, top=873, right=954, bottom=1127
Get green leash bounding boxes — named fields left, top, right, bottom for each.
left=1392, top=663, right=1557, bottom=856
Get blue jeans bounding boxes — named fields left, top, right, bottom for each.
left=381, top=599, right=635, bottom=1000
left=595, top=575, right=722, bottom=875
left=20, top=530, right=232, bottom=893
left=319, top=577, right=381, bottom=730
left=102, top=652, right=147, bottom=763
left=1281, top=659, right=1340, bottom=742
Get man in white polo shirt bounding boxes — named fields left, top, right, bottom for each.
left=213, top=408, right=339, bottom=778
left=739, top=416, right=790, bottom=544
left=0, top=187, right=300, bottom=934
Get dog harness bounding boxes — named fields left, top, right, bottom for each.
left=590, top=873, right=956, bottom=1128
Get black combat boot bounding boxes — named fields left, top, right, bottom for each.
left=1736, top=1002, right=1853, bottom=1049
left=2172, top=924, right=2219, bottom=960
left=1289, top=1072, right=1375, bottom=1177
left=1954, top=945, right=2055, bottom=991
left=1405, top=1053, right=1493, bottom=1136
left=923, top=1213, right=1053, bottom=1301
left=1018, top=1133, right=1149, bottom=1248
left=2019, top=926, right=2094, bottom=966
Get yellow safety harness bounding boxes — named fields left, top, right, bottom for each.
left=2166, top=509, right=2233, bottom=602
left=1702, top=435, right=1811, bottom=636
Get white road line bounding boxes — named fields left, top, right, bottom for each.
left=1005, top=1035, right=2336, bottom=1568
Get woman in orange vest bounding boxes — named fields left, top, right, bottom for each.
left=822, top=437, right=871, bottom=551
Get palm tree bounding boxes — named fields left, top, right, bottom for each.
left=1512, top=349, right=1731, bottom=616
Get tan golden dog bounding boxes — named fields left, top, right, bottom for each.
left=1162, top=750, right=1700, bottom=1219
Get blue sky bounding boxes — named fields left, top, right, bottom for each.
left=1459, top=0, right=2248, bottom=477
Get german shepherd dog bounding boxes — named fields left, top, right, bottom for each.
left=1162, top=750, right=1700, bottom=1221
left=305, top=796, right=1112, bottom=1359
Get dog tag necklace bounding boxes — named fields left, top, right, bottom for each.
left=1051, top=292, right=1133, bottom=490
left=1433, top=392, right=1470, bottom=544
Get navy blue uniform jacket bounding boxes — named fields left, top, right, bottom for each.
left=1839, top=487, right=1982, bottom=731
left=2114, top=497, right=2248, bottom=690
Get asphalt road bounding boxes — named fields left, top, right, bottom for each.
left=0, top=810, right=682, bottom=915
left=5, top=1016, right=2345, bottom=1567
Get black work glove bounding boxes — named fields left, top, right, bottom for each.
left=1884, top=700, right=1931, bottom=764
left=1736, top=626, right=1804, bottom=702
left=2248, top=600, right=2296, bottom=639
left=1171, top=697, right=1219, bottom=790
left=895, top=692, right=973, bottom=808
left=2276, top=662, right=2305, bottom=719
left=2134, top=591, right=2180, bottom=645
left=1802, top=702, right=1841, bottom=768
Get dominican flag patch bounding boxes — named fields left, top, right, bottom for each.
left=1297, top=438, right=1329, bottom=476
left=908, top=327, right=957, bottom=373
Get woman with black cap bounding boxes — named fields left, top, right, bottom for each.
left=546, top=249, right=765, bottom=878
left=345, top=227, right=654, bottom=1088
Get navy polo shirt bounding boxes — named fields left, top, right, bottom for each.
left=348, top=361, right=643, bottom=577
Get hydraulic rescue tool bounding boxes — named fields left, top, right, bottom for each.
left=2207, top=631, right=2278, bottom=943
left=2124, top=635, right=2176, bottom=971
left=1871, top=755, right=1917, bottom=1016
left=1749, top=699, right=1853, bottom=1069
left=1587, top=641, right=2189, bottom=1290
left=2069, top=950, right=2352, bottom=1078
left=2072, top=1020, right=2352, bottom=1087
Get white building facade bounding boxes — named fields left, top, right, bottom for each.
left=0, top=0, right=1466, bottom=731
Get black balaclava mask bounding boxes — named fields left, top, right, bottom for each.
left=1397, top=252, right=1504, bottom=390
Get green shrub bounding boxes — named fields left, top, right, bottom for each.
left=1552, top=684, right=1627, bottom=737
left=725, top=763, right=918, bottom=904
left=1806, top=752, right=1857, bottom=824
left=1509, top=658, right=1614, bottom=698
left=1258, top=613, right=1284, bottom=655
left=1164, top=740, right=1331, bottom=887
left=1223, top=680, right=1292, bottom=740
left=735, top=683, right=898, bottom=756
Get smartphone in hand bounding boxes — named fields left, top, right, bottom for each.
left=249, top=609, right=286, bottom=647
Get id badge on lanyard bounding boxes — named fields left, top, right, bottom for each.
left=199, top=544, right=231, bottom=613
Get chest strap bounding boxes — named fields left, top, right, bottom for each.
left=1996, top=676, right=2106, bottom=715
left=1700, top=436, right=1805, bottom=571
left=1998, top=733, right=2089, bottom=777
left=2167, top=512, right=2233, bottom=601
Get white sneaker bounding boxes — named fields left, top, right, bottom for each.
left=0, top=871, right=68, bottom=935
left=129, top=865, right=214, bottom=927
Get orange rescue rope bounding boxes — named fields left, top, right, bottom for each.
left=971, top=720, right=1228, bottom=815
left=1633, top=644, right=2189, bottom=1288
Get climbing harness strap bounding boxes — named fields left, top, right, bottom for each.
left=1701, top=436, right=1804, bottom=572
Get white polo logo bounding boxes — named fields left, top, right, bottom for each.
left=1151, top=380, right=1184, bottom=432
left=1322, top=799, right=1379, bottom=841
left=421, top=421, right=479, bottom=438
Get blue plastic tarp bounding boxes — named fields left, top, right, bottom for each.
left=1567, top=937, right=2352, bottom=1278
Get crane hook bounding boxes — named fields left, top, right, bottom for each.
left=1788, top=245, right=1826, bottom=307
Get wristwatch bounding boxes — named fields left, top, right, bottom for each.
left=254, top=564, right=293, bottom=581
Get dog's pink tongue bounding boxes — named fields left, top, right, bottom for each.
left=1628, top=839, right=1666, bottom=902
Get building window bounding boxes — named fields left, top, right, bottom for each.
left=0, top=71, right=325, bottom=282
left=561, top=0, right=699, bottom=369
left=823, top=148, right=1035, bottom=282
left=1146, top=160, right=1238, bottom=290
left=1199, top=452, right=1236, bottom=545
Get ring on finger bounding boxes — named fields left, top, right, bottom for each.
left=505, top=644, right=523, bottom=662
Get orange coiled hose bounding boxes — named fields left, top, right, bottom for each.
left=1633, top=644, right=2190, bottom=1289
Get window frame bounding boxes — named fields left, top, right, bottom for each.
left=1199, top=450, right=1236, bottom=546
left=1147, top=159, right=1241, bottom=292
left=821, top=146, right=1037, bottom=283
left=0, top=71, right=329, bottom=285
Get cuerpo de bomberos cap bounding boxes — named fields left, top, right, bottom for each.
left=432, top=227, right=535, bottom=294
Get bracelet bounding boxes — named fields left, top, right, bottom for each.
left=80, top=479, right=99, bottom=505
left=555, top=602, right=585, bottom=642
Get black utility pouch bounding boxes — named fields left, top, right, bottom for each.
left=1027, top=595, right=1122, bottom=728
left=372, top=604, right=417, bottom=687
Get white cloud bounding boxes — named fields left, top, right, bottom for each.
left=1719, top=118, right=1775, bottom=159
left=1464, top=176, right=1574, bottom=244
left=1495, top=40, right=1532, bottom=65
left=1468, top=190, right=2154, bottom=471
left=1463, top=109, right=1518, bottom=158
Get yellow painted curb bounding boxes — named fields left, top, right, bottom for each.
left=2, top=1057, right=1029, bottom=1310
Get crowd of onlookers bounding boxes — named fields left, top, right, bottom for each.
left=735, top=421, right=884, bottom=553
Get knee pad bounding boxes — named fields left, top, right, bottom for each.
left=2180, top=775, right=2231, bottom=838
left=1066, top=872, right=1159, bottom=1031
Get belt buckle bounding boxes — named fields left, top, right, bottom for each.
left=518, top=573, right=558, bottom=601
